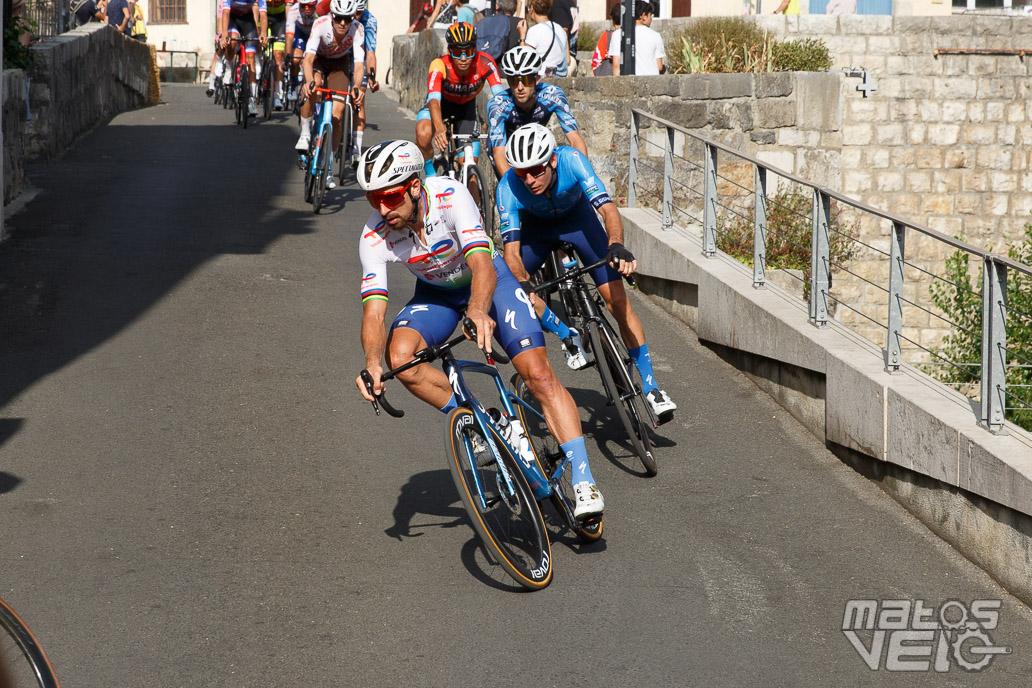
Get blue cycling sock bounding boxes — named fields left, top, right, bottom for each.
left=561, top=436, right=595, bottom=485
left=439, top=393, right=458, bottom=414
left=629, top=342, right=659, bottom=393
left=540, top=306, right=571, bottom=340
left=424, top=159, right=437, bottom=177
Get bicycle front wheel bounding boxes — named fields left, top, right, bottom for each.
left=512, top=376, right=602, bottom=542
left=239, top=65, right=250, bottom=129
left=338, top=102, right=353, bottom=183
left=312, top=127, right=332, bottom=213
left=585, top=320, right=657, bottom=476
left=0, top=599, right=61, bottom=688
left=445, top=408, right=552, bottom=590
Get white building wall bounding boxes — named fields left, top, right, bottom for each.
left=146, top=0, right=218, bottom=54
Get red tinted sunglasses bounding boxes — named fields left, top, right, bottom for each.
left=366, top=185, right=410, bottom=210
left=514, top=163, right=549, bottom=179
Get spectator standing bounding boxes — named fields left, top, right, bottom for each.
left=547, top=0, right=574, bottom=73
left=825, top=0, right=856, bottom=14
left=407, top=0, right=436, bottom=32
left=107, top=0, right=130, bottom=34
left=476, top=0, right=521, bottom=62
left=520, top=0, right=567, bottom=77
left=71, top=0, right=108, bottom=26
left=131, top=1, right=147, bottom=40
left=590, top=2, right=619, bottom=76
left=454, top=0, right=477, bottom=24
left=609, top=1, right=664, bottom=76
left=773, top=0, right=801, bottom=13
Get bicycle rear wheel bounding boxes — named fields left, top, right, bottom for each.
left=512, top=376, right=602, bottom=542
left=445, top=408, right=552, bottom=590
left=584, top=320, right=657, bottom=476
left=312, top=125, right=332, bottom=213
left=0, top=599, right=61, bottom=688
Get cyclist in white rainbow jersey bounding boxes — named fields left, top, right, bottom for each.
left=356, top=140, right=605, bottom=519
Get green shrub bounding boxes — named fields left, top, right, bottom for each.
left=926, top=226, right=1032, bottom=430
left=577, top=24, right=603, bottom=53
left=3, top=17, right=36, bottom=70
left=668, top=17, right=829, bottom=74
left=771, top=38, right=832, bottom=72
left=715, top=186, right=860, bottom=286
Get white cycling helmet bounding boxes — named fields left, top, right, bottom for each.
left=330, top=0, right=360, bottom=16
left=358, top=140, right=424, bottom=191
left=355, top=0, right=367, bottom=10
left=505, top=123, right=555, bottom=169
left=499, top=46, right=542, bottom=78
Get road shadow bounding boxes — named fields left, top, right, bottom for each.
left=0, top=88, right=319, bottom=490
left=383, top=469, right=466, bottom=541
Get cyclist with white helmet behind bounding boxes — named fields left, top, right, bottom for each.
left=285, top=0, right=318, bottom=103
left=355, top=139, right=606, bottom=520
left=487, top=45, right=586, bottom=177
left=496, top=123, right=678, bottom=423
left=296, top=0, right=366, bottom=190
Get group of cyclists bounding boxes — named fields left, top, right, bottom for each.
left=206, top=0, right=377, bottom=177
left=351, top=19, right=678, bottom=525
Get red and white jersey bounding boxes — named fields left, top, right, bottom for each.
left=304, top=14, right=364, bottom=61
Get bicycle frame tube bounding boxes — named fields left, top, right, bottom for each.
left=444, top=354, right=552, bottom=500
left=309, top=100, right=334, bottom=175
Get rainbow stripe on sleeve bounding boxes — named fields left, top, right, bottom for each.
left=361, top=288, right=389, bottom=303
left=462, top=240, right=492, bottom=260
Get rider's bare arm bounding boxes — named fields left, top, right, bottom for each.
left=464, top=250, right=498, bottom=353
left=358, top=298, right=389, bottom=398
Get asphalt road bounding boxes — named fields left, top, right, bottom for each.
left=2, top=85, right=1032, bottom=687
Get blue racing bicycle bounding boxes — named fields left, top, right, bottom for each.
left=361, top=319, right=602, bottom=591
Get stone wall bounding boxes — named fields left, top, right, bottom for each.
left=574, top=15, right=1032, bottom=359
left=26, top=23, right=153, bottom=164
left=3, top=70, right=29, bottom=208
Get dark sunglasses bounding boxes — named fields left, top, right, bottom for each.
left=514, top=163, right=549, bottom=180
left=366, top=185, right=410, bottom=210
left=449, top=47, right=476, bottom=60
left=332, top=13, right=353, bottom=23
left=507, top=75, right=536, bottom=87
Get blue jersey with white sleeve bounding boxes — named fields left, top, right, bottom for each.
left=486, top=83, right=579, bottom=151
left=358, top=9, right=377, bottom=52
left=495, top=146, right=612, bottom=245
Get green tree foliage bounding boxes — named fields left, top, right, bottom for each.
left=3, top=17, right=36, bottom=70
left=927, top=226, right=1032, bottom=430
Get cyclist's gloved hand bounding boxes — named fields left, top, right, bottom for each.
left=607, top=242, right=635, bottom=267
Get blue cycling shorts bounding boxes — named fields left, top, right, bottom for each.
left=390, top=254, right=546, bottom=360
left=517, top=198, right=621, bottom=288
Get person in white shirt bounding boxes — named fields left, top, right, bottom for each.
left=608, top=1, right=665, bottom=76
left=518, top=0, right=568, bottom=78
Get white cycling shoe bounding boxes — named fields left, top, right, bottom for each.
left=561, top=329, right=592, bottom=371
left=273, top=94, right=284, bottom=111
left=295, top=133, right=310, bottom=152
left=573, top=481, right=604, bottom=519
left=326, top=176, right=337, bottom=190
left=247, top=98, right=258, bottom=117
left=646, top=388, right=677, bottom=424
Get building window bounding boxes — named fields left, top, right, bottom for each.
left=150, top=0, right=187, bottom=24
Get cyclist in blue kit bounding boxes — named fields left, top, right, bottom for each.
left=487, top=45, right=587, bottom=177
left=496, top=123, right=678, bottom=423
left=354, top=140, right=605, bottom=519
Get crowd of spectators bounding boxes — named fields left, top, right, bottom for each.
left=72, top=0, right=147, bottom=40
left=410, top=0, right=670, bottom=78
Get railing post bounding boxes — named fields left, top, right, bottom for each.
left=703, top=142, right=717, bottom=257
left=809, top=189, right=830, bottom=328
left=886, top=221, right=905, bottom=373
left=662, top=126, right=674, bottom=228
left=980, top=258, right=1008, bottom=433
left=753, top=165, right=767, bottom=289
left=628, top=110, right=639, bottom=209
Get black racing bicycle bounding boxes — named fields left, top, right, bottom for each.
left=530, top=247, right=659, bottom=475
left=0, top=597, right=61, bottom=688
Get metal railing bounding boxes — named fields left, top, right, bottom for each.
left=23, top=0, right=71, bottom=39
left=629, top=107, right=1032, bottom=434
